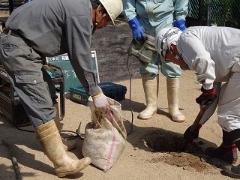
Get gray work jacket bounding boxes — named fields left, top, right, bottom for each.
left=5, top=0, right=101, bottom=96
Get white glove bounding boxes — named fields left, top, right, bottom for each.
left=92, top=93, right=110, bottom=112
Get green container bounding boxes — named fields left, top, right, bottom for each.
left=47, top=51, right=99, bottom=92
left=69, top=86, right=89, bottom=106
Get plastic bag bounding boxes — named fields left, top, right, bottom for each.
left=82, top=98, right=127, bottom=171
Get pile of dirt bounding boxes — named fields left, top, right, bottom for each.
left=148, top=152, right=217, bottom=173
left=143, top=130, right=219, bottom=173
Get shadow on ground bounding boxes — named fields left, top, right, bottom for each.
left=0, top=115, right=54, bottom=178
left=124, top=120, right=229, bottom=173
left=0, top=164, right=34, bottom=180
left=0, top=115, right=84, bottom=179
left=121, top=98, right=176, bottom=120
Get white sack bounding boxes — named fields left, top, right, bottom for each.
left=82, top=98, right=127, bottom=171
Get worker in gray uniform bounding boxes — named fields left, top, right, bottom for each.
left=123, top=0, right=188, bottom=122
left=0, top=0, right=123, bottom=177
left=156, top=26, right=240, bottom=178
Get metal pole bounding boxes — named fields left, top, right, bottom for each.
left=2, top=140, right=22, bottom=180
left=9, top=0, right=14, bottom=14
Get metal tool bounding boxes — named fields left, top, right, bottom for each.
left=126, top=34, right=159, bottom=135
left=2, top=140, right=22, bottom=180
left=183, top=82, right=222, bottom=146
left=128, top=35, right=157, bottom=64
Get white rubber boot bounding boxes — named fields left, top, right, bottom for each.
left=36, top=121, right=91, bottom=178
left=54, top=103, right=77, bottom=151
left=167, top=78, right=185, bottom=122
left=138, top=75, right=158, bottom=120
left=54, top=103, right=62, bottom=130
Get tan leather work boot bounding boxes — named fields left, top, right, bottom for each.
left=138, top=75, right=158, bottom=120
left=36, top=120, right=91, bottom=178
left=167, top=78, right=185, bottom=122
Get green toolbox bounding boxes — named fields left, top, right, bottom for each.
left=69, top=82, right=127, bottom=106
left=47, top=51, right=99, bottom=92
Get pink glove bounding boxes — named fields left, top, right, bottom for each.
left=92, top=93, right=110, bottom=112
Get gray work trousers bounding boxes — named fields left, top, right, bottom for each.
left=0, top=33, right=56, bottom=127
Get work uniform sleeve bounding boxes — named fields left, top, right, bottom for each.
left=177, top=32, right=216, bottom=90
left=173, top=0, right=188, bottom=20
left=65, top=15, right=101, bottom=96
left=123, top=0, right=137, bottom=20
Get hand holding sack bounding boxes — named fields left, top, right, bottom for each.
left=82, top=98, right=127, bottom=171
left=92, top=92, right=110, bottom=113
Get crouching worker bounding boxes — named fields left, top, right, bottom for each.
left=0, top=0, right=123, bottom=177
left=155, top=26, right=240, bottom=178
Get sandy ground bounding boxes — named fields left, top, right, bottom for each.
left=0, top=15, right=236, bottom=180
left=0, top=70, right=237, bottom=180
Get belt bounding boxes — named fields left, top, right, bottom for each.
left=3, top=29, right=21, bottom=38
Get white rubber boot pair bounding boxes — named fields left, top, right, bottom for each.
left=138, top=76, right=185, bottom=122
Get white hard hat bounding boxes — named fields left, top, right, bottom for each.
left=99, top=0, right=123, bottom=24
left=156, top=27, right=182, bottom=55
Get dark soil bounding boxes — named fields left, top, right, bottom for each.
left=143, top=130, right=219, bottom=173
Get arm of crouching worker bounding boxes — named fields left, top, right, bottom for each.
left=176, top=33, right=217, bottom=106
left=65, top=10, right=110, bottom=112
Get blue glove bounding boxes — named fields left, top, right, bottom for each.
left=173, top=19, right=186, bottom=31
left=128, top=17, right=144, bottom=41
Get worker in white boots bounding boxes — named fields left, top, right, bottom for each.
left=139, top=73, right=184, bottom=122
left=123, top=0, right=188, bottom=122
left=156, top=26, right=240, bottom=179
left=0, top=0, right=123, bottom=177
